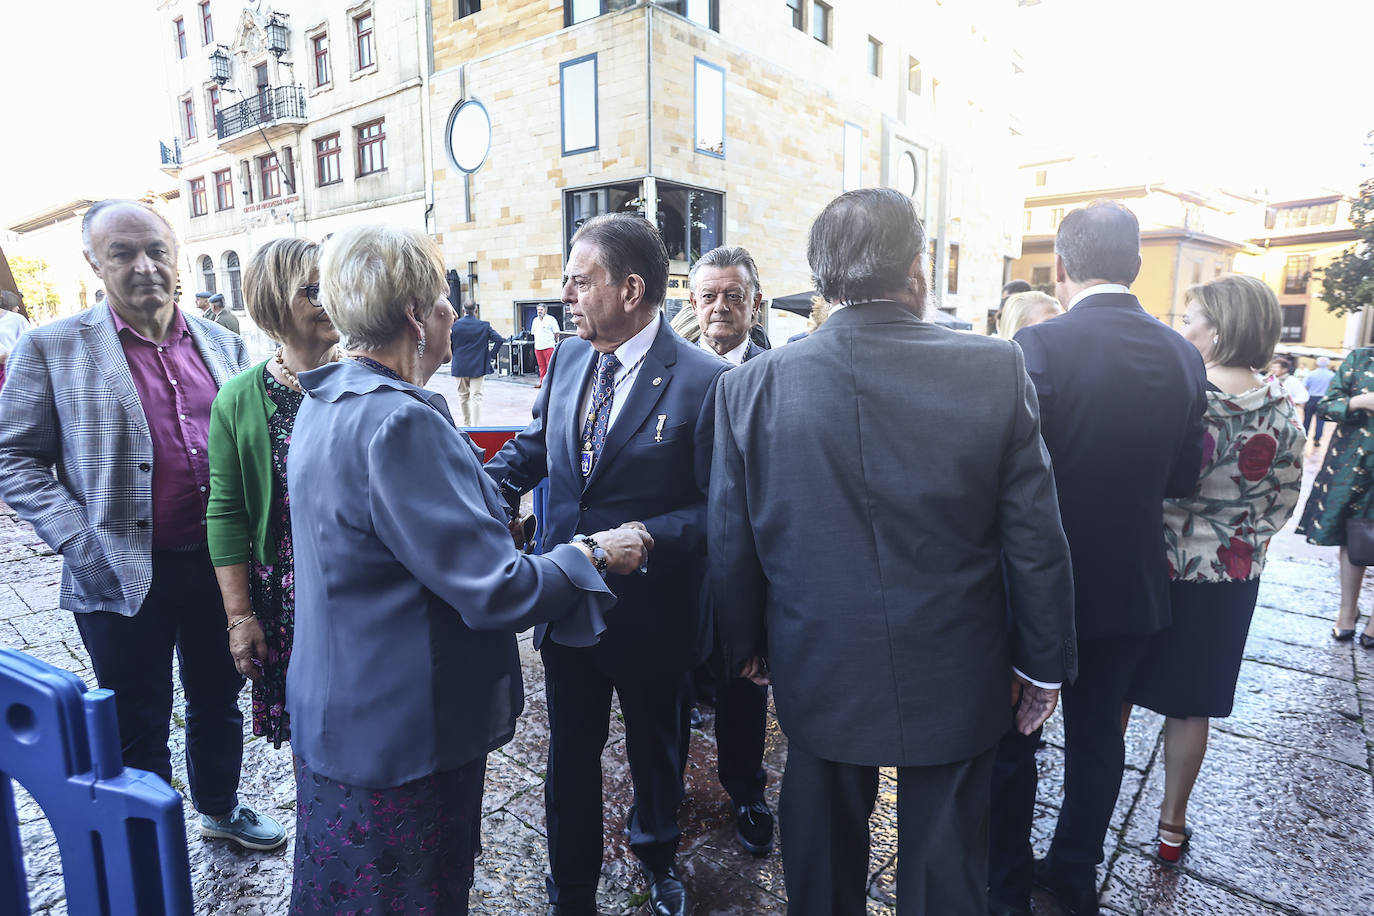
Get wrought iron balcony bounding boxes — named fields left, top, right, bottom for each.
left=215, top=86, right=306, bottom=147
left=159, top=139, right=181, bottom=167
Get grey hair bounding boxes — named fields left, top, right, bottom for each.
left=319, top=224, right=446, bottom=351
left=689, top=245, right=763, bottom=299
left=1054, top=200, right=1141, bottom=285
left=81, top=199, right=176, bottom=262
left=808, top=188, right=927, bottom=303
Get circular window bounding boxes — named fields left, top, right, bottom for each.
left=447, top=99, right=492, bottom=173
left=897, top=150, right=919, bottom=198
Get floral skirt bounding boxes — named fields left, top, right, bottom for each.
left=289, top=754, right=487, bottom=915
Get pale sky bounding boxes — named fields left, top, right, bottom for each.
left=0, top=0, right=1369, bottom=228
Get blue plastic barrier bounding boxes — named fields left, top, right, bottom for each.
left=0, top=649, right=193, bottom=916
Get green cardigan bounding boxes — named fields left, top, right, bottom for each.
left=207, top=359, right=277, bottom=567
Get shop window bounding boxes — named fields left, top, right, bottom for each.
left=564, top=181, right=645, bottom=256
left=560, top=54, right=598, bottom=156
left=656, top=181, right=723, bottom=265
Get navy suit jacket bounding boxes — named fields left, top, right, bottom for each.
left=1014, top=291, right=1207, bottom=641
left=486, top=318, right=728, bottom=677
left=449, top=316, right=504, bottom=378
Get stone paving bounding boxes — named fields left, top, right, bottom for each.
left=4, top=374, right=1373, bottom=914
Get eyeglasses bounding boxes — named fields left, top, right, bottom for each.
left=299, top=284, right=322, bottom=305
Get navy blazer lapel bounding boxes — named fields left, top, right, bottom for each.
left=80, top=305, right=149, bottom=436
left=584, top=327, right=676, bottom=491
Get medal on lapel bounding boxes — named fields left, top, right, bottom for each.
left=581, top=440, right=594, bottom=477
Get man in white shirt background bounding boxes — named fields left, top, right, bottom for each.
left=531, top=302, right=562, bottom=388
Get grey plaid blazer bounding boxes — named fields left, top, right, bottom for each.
left=0, top=304, right=250, bottom=616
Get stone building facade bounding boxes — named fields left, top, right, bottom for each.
left=155, top=0, right=427, bottom=352
left=428, top=0, right=1028, bottom=339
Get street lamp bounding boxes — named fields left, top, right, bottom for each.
left=209, top=46, right=232, bottom=84
left=266, top=13, right=291, bottom=58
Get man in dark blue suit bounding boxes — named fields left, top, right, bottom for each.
left=485, top=214, right=727, bottom=916
left=448, top=303, right=504, bottom=426
left=990, top=201, right=1207, bottom=916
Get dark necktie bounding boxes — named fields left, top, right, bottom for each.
left=580, top=352, right=621, bottom=477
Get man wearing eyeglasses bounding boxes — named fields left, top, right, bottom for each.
left=0, top=200, right=284, bottom=852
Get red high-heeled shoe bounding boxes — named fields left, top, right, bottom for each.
left=1156, top=820, right=1192, bottom=863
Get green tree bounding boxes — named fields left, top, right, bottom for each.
left=1317, top=131, right=1374, bottom=318
left=8, top=255, right=62, bottom=324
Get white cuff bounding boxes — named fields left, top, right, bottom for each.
left=1014, top=666, right=1061, bottom=691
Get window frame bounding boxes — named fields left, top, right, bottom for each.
left=559, top=53, right=600, bottom=156
left=456, top=0, right=482, bottom=18
left=786, top=0, right=804, bottom=31
left=206, top=85, right=221, bottom=138
left=947, top=243, right=960, bottom=295
left=189, top=177, right=208, bottom=218
left=866, top=36, right=882, bottom=78
left=181, top=96, right=197, bottom=142
left=1279, top=304, right=1307, bottom=343
left=356, top=119, right=387, bottom=176
left=693, top=57, right=726, bottom=159
left=354, top=10, right=375, bottom=72
left=311, top=30, right=332, bottom=88
left=199, top=0, right=213, bottom=45
left=315, top=133, right=343, bottom=186
left=907, top=57, right=922, bottom=95
left=1283, top=255, right=1312, bottom=295
left=811, top=0, right=831, bottom=45
left=174, top=17, right=187, bottom=59
left=258, top=152, right=282, bottom=200
left=213, top=169, right=234, bottom=211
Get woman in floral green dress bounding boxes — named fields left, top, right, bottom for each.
left=207, top=238, right=337, bottom=746
left=1296, top=346, right=1374, bottom=644
left=1127, top=275, right=1304, bottom=863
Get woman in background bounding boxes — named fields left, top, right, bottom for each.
left=995, top=290, right=1062, bottom=340
left=1127, top=274, right=1304, bottom=862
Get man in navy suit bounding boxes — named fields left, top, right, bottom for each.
left=990, top=201, right=1207, bottom=916
left=448, top=302, right=504, bottom=426
left=683, top=244, right=775, bottom=856
left=485, top=213, right=727, bottom=916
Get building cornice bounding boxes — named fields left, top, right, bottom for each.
left=1248, top=228, right=1360, bottom=247
left=8, top=200, right=97, bottom=234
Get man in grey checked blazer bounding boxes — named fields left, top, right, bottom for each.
left=0, top=200, right=285, bottom=850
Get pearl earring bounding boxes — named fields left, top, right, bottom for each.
left=1212, top=335, right=1219, bottom=346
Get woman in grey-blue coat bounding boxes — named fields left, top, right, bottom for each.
left=284, top=224, right=651, bottom=915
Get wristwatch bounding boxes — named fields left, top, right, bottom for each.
left=572, top=534, right=609, bottom=576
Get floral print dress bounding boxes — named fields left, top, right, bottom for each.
left=248, top=367, right=303, bottom=747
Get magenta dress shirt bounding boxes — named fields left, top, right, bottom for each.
left=112, top=308, right=219, bottom=549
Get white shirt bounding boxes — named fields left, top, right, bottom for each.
left=532, top=314, right=562, bottom=350
left=1066, top=283, right=1130, bottom=309
left=0, top=309, right=31, bottom=352
left=699, top=335, right=749, bottom=366
left=577, top=313, right=661, bottom=435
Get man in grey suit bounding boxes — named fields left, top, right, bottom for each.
left=0, top=199, right=283, bottom=851
left=207, top=293, right=241, bottom=335
left=710, top=188, right=1077, bottom=915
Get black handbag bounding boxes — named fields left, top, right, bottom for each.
left=1347, top=518, right=1374, bottom=566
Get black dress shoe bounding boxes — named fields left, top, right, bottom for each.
left=1032, top=858, right=1099, bottom=916
left=648, top=867, right=689, bottom=916
left=734, top=799, right=775, bottom=855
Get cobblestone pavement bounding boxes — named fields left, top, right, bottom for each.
left=4, top=377, right=1373, bottom=914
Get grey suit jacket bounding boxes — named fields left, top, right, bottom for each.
left=710, top=300, right=1076, bottom=767
left=0, top=304, right=250, bottom=616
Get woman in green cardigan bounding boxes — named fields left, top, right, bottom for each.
left=207, top=238, right=337, bottom=746
left=1297, top=347, right=1374, bottom=646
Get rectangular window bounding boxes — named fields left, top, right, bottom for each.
left=1031, top=265, right=1051, bottom=287
left=189, top=177, right=207, bottom=217
left=654, top=0, right=715, bottom=28
left=457, top=0, right=481, bottom=17
left=174, top=17, right=187, bottom=59
left=1023, top=210, right=1033, bottom=231
left=787, top=0, right=803, bottom=30
left=842, top=122, right=862, bottom=191
left=1284, top=255, right=1311, bottom=295
left=812, top=1, right=831, bottom=44
left=316, top=133, right=342, bottom=186
left=258, top=153, right=281, bottom=200
left=1280, top=305, right=1306, bottom=343
left=560, top=54, right=599, bottom=156
left=213, top=169, right=234, bottom=210
left=907, top=57, right=921, bottom=94
left=182, top=97, right=197, bottom=141
left=656, top=181, right=723, bottom=264
left=240, top=160, right=254, bottom=204
left=312, top=33, right=331, bottom=87
left=567, top=0, right=637, bottom=25
left=357, top=119, right=387, bottom=175
left=694, top=58, right=725, bottom=158
left=866, top=37, right=882, bottom=77
left=1050, top=207, right=1064, bottom=228
left=255, top=62, right=270, bottom=105
left=355, top=12, right=374, bottom=70
left=947, top=243, right=960, bottom=294
left=200, top=0, right=213, bottom=44
left=207, top=86, right=220, bottom=136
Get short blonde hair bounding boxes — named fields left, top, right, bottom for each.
left=319, top=225, right=446, bottom=351
left=1189, top=273, right=1280, bottom=371
left=243, top=238, right=319, bottom=342
left=997, top=291, right=1061, bottom=340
